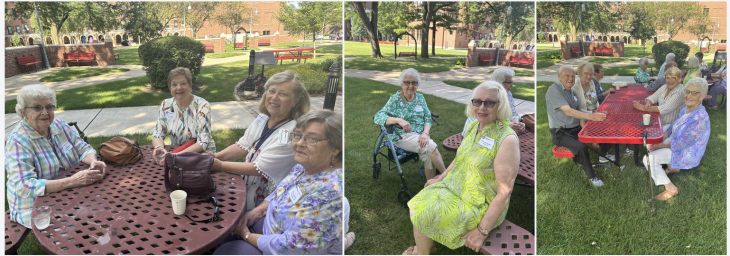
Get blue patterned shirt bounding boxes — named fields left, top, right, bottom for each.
left=374, top=92, right=432, bottom=142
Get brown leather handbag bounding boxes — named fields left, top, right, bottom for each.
left=164, top=152, right=216, bottom=196
left=97, top=137, right=143, bottom=165
left=521, top=113, right=536, bottom=132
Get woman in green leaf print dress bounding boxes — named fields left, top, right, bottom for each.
left=403, top=81, right=520, bottom=255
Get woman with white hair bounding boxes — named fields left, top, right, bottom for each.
left=643, top=77, right=711, bottom=201
left=461, top=67, right=524, bottom=135
left=6, top=84, right=107, bottom=228
left=403, top=81, right=519, bottom=255
left=374, top=68, right=446, bottom=180
left=683, top=56, right=701, bottom=87
left=635, top=57, right=651, bottom=84
left=657, top=53, right=676, bottom=78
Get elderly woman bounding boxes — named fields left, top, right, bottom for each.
left=152, top=67, right=216, bottom=163
left=6, top=84, right=107, bottom=228
left=575, top=62, right=617, bottom=161
left=635, top=57, right=651, bottom=84
left=634, top=67, right=685, bottom=129
left=213, top=70, right=311, bottom=210
left=683, top=56, right=701, bottom=87
left=696, top=51, right=708, bottom=70
left=643, top=78, right=711, bottom=201
left=707, top=69, right=727, bottom=110
left=461, top=67, right=524, bottom=135
left=591, top=64, right=614, bottom=104
left=647, top=61, right=677, bottom=92
left=403, top=81, right=519, bottom=255
left=657, top=53, right=676, bottom=78
left=374, top=68, right=446, bottom=180
left=214, top=110, right=343, bottom=255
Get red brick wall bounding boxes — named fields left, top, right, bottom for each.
left=197, top=38, right=225, bottom=53
left=5, top=45, right=43, bottom=77
left=583, top=42, right=625, bottom=57
left=466, top=46, right=496, bottom=67
left=466, top=43, right=535, bottom=69
left=498, top=50, right=535, bottom=69
left=43, top=42, right=116, bottom=67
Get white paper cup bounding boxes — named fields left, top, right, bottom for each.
left=643, top=114, right=651, bottom=126
left=615, top=85, right=620, bottom=91
left=32, top=206, right=51, bottom=230
left=170, top=190, right=187, bottom=215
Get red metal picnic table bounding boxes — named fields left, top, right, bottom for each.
left=31, top=145, right=246, bottom=255
left=264, top=47, right=316, bottom=64
left=578, top=84, right=664, bottom=166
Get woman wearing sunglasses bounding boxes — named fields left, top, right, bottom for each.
left=461, top=67, right=524, bottom=136
left=6, top=84, right=106, bottom=228
left=215, top=110, right=343, bottom=255
left=403, top=81, right=520, bottom=255
left=374, top=68, right=446, bottom=180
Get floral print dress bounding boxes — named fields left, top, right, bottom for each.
left=152, top=95, right=215, bottom=152
left=408, top=120, right=516, bottom=249
left=258, top=164, right=343, bottom=255
left=374, top=91, right=431, bottom=143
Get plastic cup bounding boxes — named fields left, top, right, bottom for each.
left=32, top=206, right=51, bottom=230
left=643, top=114, right=651, bottom=126
left=170, top=190, right=187, bottom=215
left=614, top=85, right=620, bottom=91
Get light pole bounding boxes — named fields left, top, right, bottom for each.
left=249, top=7, right=257, bottom=47
left=183, top=2, right=191, bottom=38
left=495, top=2, right=512, bottom=66
left=33, top=2, right=50, bottom=68
left=579, top=3, right=586, bottom=57
left=711, top=22, right=719, bottom=44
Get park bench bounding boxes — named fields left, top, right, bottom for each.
left=16, top=55, right=43, bottom=74
left=234, top=43, right=248, bottom=50
left=479, top=220, right=534, bottom=255
left=378, top=40, right=394, bottom=45
left=275, top=54, right=314, bottom=64
left=552, top=145, right=574, bottom=158
left=571, top=47, right=582, bottom=57
left=259, top=39, right=271, bottom=46
left=508, top=56, right=534, bottom=69
left=204, top=44, right=214, bottom=53
left=5, top=210, right=31, bottom=255
left=478, top=54, right=493, bottom=66
left=62, top=52, right=96, bottom=67
left=595, top=47, right=613, bottom=56
left=718, top=45, right=726, bottom=51
left=398, top=52, right=417, bottom=58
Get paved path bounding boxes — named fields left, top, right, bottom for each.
left=345, top=68, right=535, bottom=116
left=5, top=95, right=342, bottom=138
left=535, top=56, right=655, bottom=83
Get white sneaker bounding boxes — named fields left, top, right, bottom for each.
left=622, top=147, right=634, bottom=155
left=599, top=153, right=616, bottom=163
left=590, top=177, right=604, bottom=187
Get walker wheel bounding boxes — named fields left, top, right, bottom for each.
left=398, top=189, right=413, bottom=205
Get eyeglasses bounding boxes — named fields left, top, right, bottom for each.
left=684, top=90, right=702, bottom=96
left=502, top=81, right=513, bottom=86
left=403, top=81, right=419, bottom=87
left=471, top=99, right=498, bottom=108
left=185, top=197, right=221, bottom=223
left=290, top=132, right=327, bottom=146
left=25, top=105, right=56, bottom=113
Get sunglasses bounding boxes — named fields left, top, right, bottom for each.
left=185, top=196, right=221, bottom=223
left=471, top=99, right=498, bottom=108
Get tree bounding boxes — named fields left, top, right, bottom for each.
left=418, top=2, right=457, bottom=58
left=458, top=2, right=490, bottom=43
left=186, top=2, right=219, bottom=39
left=429, top=6, right=459, bottom=55
left=538, top=2, right=618, bottom=42
left=277, top=2, right=341, bottom=43
left=626, top=2, right=656, bottom=57
left=11, top=32, right=22, bottom=46
left=7, top=2, right=118, bottom=44
left=687, top=11, right=712, bottom=49
left=350, top=2, right=383, bottom=58
left=651, top=2, right=704, bottom=41
left=378, top=2, right=417, bottom=41
left=213, top=2, right=249, bottom=45
left=154, top=2, right=181, bottom=35
left=122, top=2, right=163, bottom=43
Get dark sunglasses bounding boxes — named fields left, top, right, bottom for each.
left=185, top=196, right=221, bottom=223
left=471, top=99, right=498, bottom=108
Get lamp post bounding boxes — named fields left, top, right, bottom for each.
left=33, top=2, right=50, bottom=69
left=579, top=3, right=586, bottom=57
left=711, top=22, right=719, bottom=44
left=248, top=7, right=257, bottom=47
left=495, top=2, right=512, bottom=66
left=183, top=2, right=191, bottom=38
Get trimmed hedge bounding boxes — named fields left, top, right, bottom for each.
left=138, top=36, right=206, bottom=90
left=652, top=41, right=690, bottom=69
left=266, top=63, right=341, bottom=94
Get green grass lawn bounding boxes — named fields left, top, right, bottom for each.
left=345, top=41, right=468, bottom=58
left=442, top=80, right=534, bottom=101
left=345, top=57, right=464, bottom=73
left=344, top=77, right=534, bottom=255
left=535, top=43, right=562, bottom=51
left=588, top=57, right=634, bottom=64
left=535, top=81, right=726, bottom=254
left=39, top=68, right=130, bottom=82
left=113, top=47, right=142, bottom=65
left=7, top=128, right=247, bottom=255
left=602, top=65, right=658, bottom=77
left=623, top=45, right=654, bottom=58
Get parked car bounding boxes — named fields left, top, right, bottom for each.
left=121, top=40, right=130, bottom=46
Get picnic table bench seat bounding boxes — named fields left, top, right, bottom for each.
left=398, top=52, right=417, bottom=58
left=508, top=56, right=535, bottom=69
left=480, top=220, right=534, bottom=255
left=478, top=54, right=493, bottom=66
left=234, top=43, right=248, bottom=50
left=552, top=145, right=574, bottom=158
left=5, top=210, right=30, bottom=255
left=62, top=52, right=96, bottom=67
left=275, top=54, right=313, bottom=64
left=16, top=55, right=43, bottom=74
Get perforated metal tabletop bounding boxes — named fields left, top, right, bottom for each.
left=31, top=145, right=246, bottom=255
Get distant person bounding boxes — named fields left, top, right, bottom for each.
left=683, top=56, right=701, bottom=87
left=707, top=68, right=727, bottom=110
left=646, top=61, right=677, bottom=92
left=634, top=67, right=685, bottom=130
left=657, top=53, right=675, bottom=78
left=696, top=52, right=708, bottom=70
left=591, top=64, right=614, bottom=104
left=635, top=57, right=650, bottom=84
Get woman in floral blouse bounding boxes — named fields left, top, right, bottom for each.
left=374, top=68, right=446, bottom=180
left=152, top=67, right=216, bottom=161
left=634, top=57, right=651, bottom=84
left=214, top=110, right=343, bottom=255
left=643, top=78, right=711, bottom=201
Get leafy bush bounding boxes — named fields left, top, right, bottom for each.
left=652, top=41, right=690, bottom=69
left=138, top=36, right=206, bottom=90
left=319, top=54, right=343, bottom=72
left=455, top=58, right=467, bottom=67
left=11, top=32, right=22, bottom=46
left=537, top=50, right=562, bottom=61
left=266, top=63, right=339, bottom=94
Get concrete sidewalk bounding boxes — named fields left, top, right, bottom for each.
left=536, top=55, right=655, bottom=83
left=345, top=68, right=535, bottom=115
left=5, top=95, right=342, bottom=138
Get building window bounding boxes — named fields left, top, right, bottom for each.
left=174, top=21, right=178, bottom=28
left=24, top=24, right=29, bottom=33
left=722, top=40, right=727, bottom=43
left=703, top=8, right=709, bottom=14
left=16, top=26, right=21, bottom=33
left=449, top=30, right=453, bottom=35
left=263, top=31, right=270, bottom=35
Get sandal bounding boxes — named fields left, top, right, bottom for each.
left=402, top=246, right=416, bottom=255
left=344, top=232, right=356, bottom=250
left=655, top=189, right=678, bottom=201
left=665, top=167, right=681, bottom=175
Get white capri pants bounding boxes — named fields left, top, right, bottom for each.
left=643, top=145, right=673, bottom=186
left=394, top=133, right=438, bottom=169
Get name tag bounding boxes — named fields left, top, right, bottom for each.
left=414, top=105, right=423, bottom=112
left=165, top=111, right=175, bottom=121
left=478, top=135, right=495, bottom=149
left=288, top=185, right=303, bottom=203
left=279, top=129, right=290, bottom=144
left=573, top=96, right=578, bottom=102
left=254, top=114, right=267, bottom=126
left=62, top=142, right=73, bottom=153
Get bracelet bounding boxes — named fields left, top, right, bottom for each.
left=423, top=132, right=429, bottom=136
left=477, top=224, right=489, bottom=236
left=154, top=145, right=164, bottom=150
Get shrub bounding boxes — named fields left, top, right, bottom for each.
left=455, top=58, right=467, bottom=67
left=138, top=36, right=206, bottom=90
left=652, top=41, right=690, bottom=69
left=11, top=32, right=22, bottom=46
left=319, top=54, right=343, bottom=72
left=266, top=63, right=337, bottom=94
left=536, top=50, right=562, bottom=61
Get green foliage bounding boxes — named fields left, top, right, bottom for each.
left=39, top=68, right=130, bottom=82
left=122, top=2, right=163, bottom=42
left=276, top=2, right=342, bottom=42
left=626, top=3, right=656, bottom=52
left=138, top=36, right=206, bottom=90
left=454, top=58, right=467, bottom=67
left=11, top=32, right=22, bottom=46
left=319, top=55, right=343, bottom=72
left=266, top=63, right=335, bottom=94
left=8, top=2, right=120, bottom=44
left=652, top=41, right=690, bottom=69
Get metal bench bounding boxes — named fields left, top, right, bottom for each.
left=204, top=44, right=214, bottom=53
left=259, top=39, right=271, bottom=46
left=234, top=43, right=248, bottom=50
left=398, top=52, right=417, bottom=58
left=5, top=210, right=30, bottom=255
left=571, top=47, right=582, bottom=57
left=16, top=55, right=42, bottom=74
left=478, top=54, right=493, bottom=66
left=62, top=52, right=96, bottom=67
left=480, top=220, right=535, bottom=255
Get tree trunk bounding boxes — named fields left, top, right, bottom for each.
left=420, top=3, right=432, bottom=59
left=352, top=2, right=382, bottom=58
left=431, top=20, right=436, bottom=56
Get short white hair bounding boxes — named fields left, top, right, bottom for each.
left=465, top=81, right=512, bottom=121
left=686, top=77, right=709, bottom=95
left=687, top=56, right=700, bottom=70
left=491, top=67, right=515, bottom=84
left=398, top=68, right=421, bottom=86
left=638, top=57, right=649, bottom=66
left=16, top=84, right=57, bottom=118
left=666, top=53, right=676, bottom=61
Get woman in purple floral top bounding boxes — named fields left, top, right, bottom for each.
left=214, top=110, right=343, bottom=255
left=643, top=78, right=711, bottom=201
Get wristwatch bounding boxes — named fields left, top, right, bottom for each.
left=245, top=232, right=251, bottom=241
left=477, top=224, right=489, bottom=236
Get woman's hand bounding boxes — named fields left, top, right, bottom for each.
left=242, top=207, right=266, bottom=227
left=418, top=133, right=430, bottom=148
left=152, top=147, right=168, bottom=166
left=424, top=174, right=444, bottom=188
left=509, top=119, right=524, bottom=131
left=648, top=143, right=667, bottom=152
left=71, top=169, right=104, bottom=187
left=397, top=119, right=412, bottom=133
left=212, top=158, right=223, bottom=171
left=233, top=219, right=251, bottom=238
left=89, top=160, right=107, bottom=176
left=462, top=228, right=487, bottom=252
